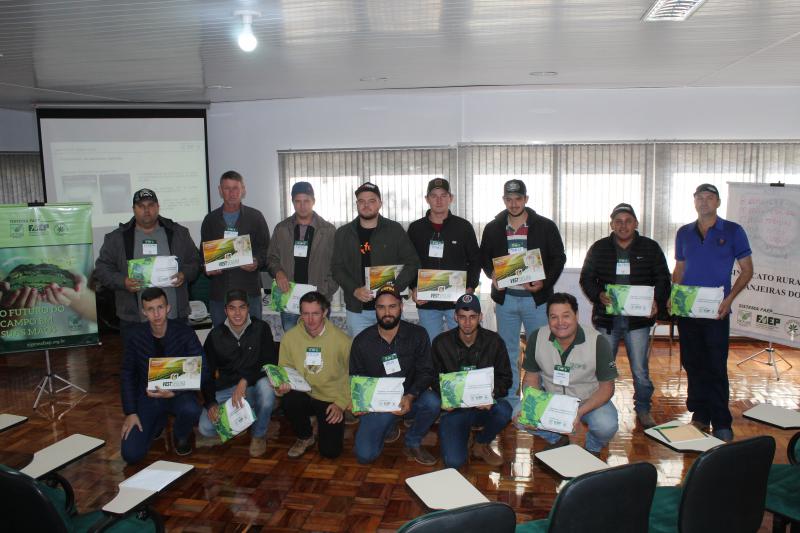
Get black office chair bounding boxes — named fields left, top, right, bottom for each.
left=0, top=465, right=164, bottom=532
left=766, top=431, right=800, bottom=533
left=649, top=435, right=776, bottom=533
left=398, top=502, right=516, bottom=533
left=516, top=462, right=657, bottom=532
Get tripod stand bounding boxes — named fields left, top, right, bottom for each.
left=33, top=349, right=86, bottom=408
left=737, top=341, right=793, bottom=381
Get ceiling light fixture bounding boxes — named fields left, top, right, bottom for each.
left=643, top=0, right=707, bottom=22
left=234, top=10, right=260, bottom=52
left=529, top=71, right=558, bottom=77
left=360, top=76, right=388, bottom=82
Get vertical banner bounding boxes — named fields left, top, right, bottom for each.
left=0, top=203, right=99, bottom=354
left=727, top=183, right=800, bottom=348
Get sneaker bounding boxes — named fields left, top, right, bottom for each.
left=712, top=428, right=734, bottom=442
left=195, top=432, right=220, bottom=448
left=404, top=446, right=437, bottom=466
left=288, top=436, right=315, bottom=458
left=636, top=411, right=657, bottom=429
left=472, top=442, right=504, bottom=467
left=249, top=436, right=267, bottom=457
left=384, top=425, right=401, bottom=443
left=174, top=437, right=192, bottom=456
left=543, top=435, right=570, bottom=451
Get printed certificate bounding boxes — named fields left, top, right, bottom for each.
left=350, top=376, right=406, bottom=412
left=416, top=269, right=467, bottom=302
left=214, top=397, right=256, bottom=443
left=147, top=356, right=202, bottom=391
left=263, top=364, right=312, bottom=392
left=493, top=249, right=545, bottom=289
left=605, top=284, right=655, bottom=317
left=519, top=387, right=580, bottom=434
left=270, top=281, right=317, bottom=314
left=439, top=367, right=495, bottom=409
left=202, top=234, right=253, bottom=272
left=127, top=255, right=179, bottom=288
left=670, top=284, right=724, bottom=319
left=365, top=264, right=404, bottom=295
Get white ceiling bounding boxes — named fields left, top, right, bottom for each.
left=1, top=0, right=800, bottom=110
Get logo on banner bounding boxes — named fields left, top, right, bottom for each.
left=755, top=314, right=781, bottom=330
left=10, top=224, right=23, bottom=238
left=28, top=222, right=49, bottom=235
left=55, top=223, right=67, bottom=236
left=786, top=321, right=799, bottom=340
left=737, top=310, right=752, bottom=326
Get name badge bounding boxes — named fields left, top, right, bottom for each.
left=428, top=240, right=444, bottom=258
left=224, top=227, right=238, bottom=238
left=508, top=245, right=526, bottom=254
left=294, top=240, right=309, bottom=257
left=305, top=347, right=322, bottom=368
left=616, top=260, right=630, bottom=276
left=382, top=353, right=401, bottom=374
left=142, top=239, right=158, bottom=256
left=553, top=364, right=571, bottom=386
left=461, top=365, right=476, bottom=371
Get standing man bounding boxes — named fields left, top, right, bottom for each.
left=267, top=181, right=337, bottom=332
left=432, top=294, right=513, bottom=469
left=520, top=293, right=618, bottom=455
left=480, top=179, right=566, bottom=407
left=276, top=292, right=351, bottom=459
left=120, top=287, right=214, bottom=464
left=407, top=178, right=481, bottom=343
left=349, top=285, right=440, bottom=465
left=96, top=188, right=200, bottom=344
left=673, top=184, right=753, bottom=442
left=201, top=170, right=270, bottom=326
left=197, top=290, right=278, bottom=457
left=332, top=182, right=420, bottom=338
left=579, top=203, right=671, bottom=429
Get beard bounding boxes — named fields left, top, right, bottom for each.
left=378, top=314, right=400, bottom=330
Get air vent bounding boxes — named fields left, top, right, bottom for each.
left=643, top=0, right=707, bottom=21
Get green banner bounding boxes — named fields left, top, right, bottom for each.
left=0, top=204, right=98, bottom=353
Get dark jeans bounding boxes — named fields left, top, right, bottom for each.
left=281, top=390, right=344, bottom=459
left=677, top=316, right=732, bottom=430
left=439, top=399, right=513, bottom=469
left=121, top=392, right=201, bottom=465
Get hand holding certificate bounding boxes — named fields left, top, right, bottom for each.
left=350, top=376, right=406, bottom=412
left=264, top=364, right=312, bottom=392
left=670, top=284, right=724, bottom=319
left=127, top=256, right=179, bottom=288
left=493, top=249, right=545, bottom=289
left=416, top=269, right=467, bottom=302
left=214, top=397, right=256, bottom=443
left=270, top=280, right=317, bottom=314
left=202, top=235, right=254, bottom=272
left=365, top=265, right=404, bottom=296
left=439, top=367, right=494, bottom=409
left=605, top=284, right=655, bottom=317
left=519, top=387, right=580, bottom=434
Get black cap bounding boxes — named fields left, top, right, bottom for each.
left=354, top=182, right=381, bottom=199
left=375, top=283, right=402, bottom=301
left=132, top=188, right=158, bottom=205
left=426, top=178, right=450, bottom=194
left=503, top=179, right=527, bottom=196
left=610, top=203, right=637, bottom=220
left=694, top=183, right=720, bottom=197
left=225, top=289, right=249, bottom=305
left=454, top=293, right=481, bottom=313
left=291, top=181, right=314, bottom=198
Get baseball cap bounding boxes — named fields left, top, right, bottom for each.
left=610, top=203, right=637, bottom=220
left=291, top=181, right=314, bottom=198
left=426, top=178, right=450, bottom=194
left=454, top=293, right=481, bottom=313
left=694, top=183, right=720, bottom=197
left=225, top=289, right=249, bottom=305
left=354, top=182, right=381, bottom=199
left=132, top=188, right=158, bottom=205
left=375, top=283, right=402, bottom=301
left=503, top=179, right=527, bottom=196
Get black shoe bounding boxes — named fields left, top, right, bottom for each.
left=174, top=437, right=192, bottom=456
left=543, top=435, right=570, bottom=451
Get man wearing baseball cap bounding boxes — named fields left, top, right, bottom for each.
left=332, top=182, right=420, bottom=338
left=579, top=203, right=671, bottom=428
left=267, top=181, right=338, bottom=332
left=407, top=178, right=481, bottom=343
left=431, top=293, right=513, bottom=468
left=349, top=284, right=440, bottom=465
left=96, top=188, right=200, bottom=344
left=479, top=179, right=566, bottom=409
left=673, top=183, right=753, bottom=442
left=201, top=170, right=271, bottom=326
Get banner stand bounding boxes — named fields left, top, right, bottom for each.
left=736, top=341, right=794, bottom=381
left=33, top=349, right=87, bottom=409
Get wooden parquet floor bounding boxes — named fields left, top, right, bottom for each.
left=0, top=334, right=798, bottom=532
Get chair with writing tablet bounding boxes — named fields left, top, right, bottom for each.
left=766, top=431, right=800, bottom=533
left=398, top=502, right=516, bottom=533
left=648, top=436, right=775, bottom=533
left=515, top=462, right=656, bottom=533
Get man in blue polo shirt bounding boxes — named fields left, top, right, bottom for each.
left=673, top=183, right=753, bottom=442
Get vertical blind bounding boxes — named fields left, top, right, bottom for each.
left=0, top=152, right=44, bottom=204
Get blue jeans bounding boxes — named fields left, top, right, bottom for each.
left=280, top=311, right=300, bottom=333
left=533, top=400, right=618, bottom=452
left=121, top=392, right=201, bottom=464
left=346, top=309, right=377, bottom=338
left=209, top=296, right=263, bottom=327
left=198, top=377, right=276, bottom=438
left=354, top=390, right=441, bottom=464
left=439, top=400, right=513, bottom=469
left=677, top=316, right=732, bottom=430
left=417, top=308, right=457, bottom=344
left=598, top=317, right=653, bottom=413
left=495, top=294, right=548, bottom=406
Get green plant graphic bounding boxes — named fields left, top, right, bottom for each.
left=350, top=376, right=379, bottom=412
left=439, top=371, right=468, bottom=409
left=670, top=284, right=699, bottom=316
left=518, top=387, right=552, bottom=428
left=605, top=284, right=630, bottom=315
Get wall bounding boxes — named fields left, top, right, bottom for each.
left=0, top=108, right=38, bottom=151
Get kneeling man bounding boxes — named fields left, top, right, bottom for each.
left=432, top=294, right=512, bottom=468
left=521, top=292, right=618, bottom=455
